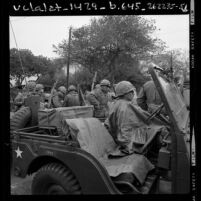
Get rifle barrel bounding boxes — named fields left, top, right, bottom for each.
left=48, top=80, right=58, bottom=108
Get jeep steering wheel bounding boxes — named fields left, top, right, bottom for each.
left=147, top=104, right=164, bottom=121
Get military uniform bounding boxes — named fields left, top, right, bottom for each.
left=137, top=80, right=165, bottom=114
left=50, top=86, right=67, bottom=108
left=34, top=92, right=45, bottom=104
left=14, top=92, right=24, bottom=105
left=51, top=92, right=64, bottom=108
left=87, top=88, right=109, bottom=118
left=106, top=99, right=143, bottom=153
left=105, top=81, right=165, bottom=154
left=63, top=91, right=81, bottom=107
left=35, top=84, right=45, bottom=103
left=108, top=91, right=115, bottom=102
left=14, top=91, right=36, bottom=111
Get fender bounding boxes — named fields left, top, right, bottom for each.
left=12, top=140, right=120, bottom=194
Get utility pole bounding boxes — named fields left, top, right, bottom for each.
left=170, top=51, right=173, bottom=80
left=66, top=26, right=72, bottom=90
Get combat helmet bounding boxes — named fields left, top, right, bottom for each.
left=58, top=86, right=67, bottom=95
left=100, top=79, right=111, bottom=87
left=68, top=85, right=77, bottom=92
left=26, top=81, right=36, bottom=92
left=35, top=84, right=44, bottom=92
left=115, top=81, right=134, bottom=97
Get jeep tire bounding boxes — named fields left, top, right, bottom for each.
left=10, top=107, right=31, bottom=131
left=32, top=163, right=82, bottom=195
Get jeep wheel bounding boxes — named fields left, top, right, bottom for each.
left=32, top=163, right=82, bottom=195
left=10, top=107, right=31, bottom=131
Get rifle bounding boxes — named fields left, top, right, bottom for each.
left=77, top=84, right=87, bottom=106
left=91, top=71, right=97, bottom=91
left=47, top=80, right=58, bottom=108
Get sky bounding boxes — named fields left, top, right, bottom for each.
left=9, top=15, right=189, bottom=59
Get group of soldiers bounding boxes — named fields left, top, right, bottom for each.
left=13, top=79, right=116, bottom=118
left=13, top=82, right=82, bottom=111
left=12, top=71, right=184, bottom=120
left=13, top=72, right=186, bottom=119
left=12, top=66, right=189, bottom=155
left=87, top=77, right=167, bottom=154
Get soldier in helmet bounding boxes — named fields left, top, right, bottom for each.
left=87, top=79, right=111, bottom=119
left=105, top=81, right=162, bottom=154
left=35, top=84, right=45, bottom=102
left=35, top=83, right=49, bottom=109
left=51, top=86, right=67, bottom=108
left=137, top=63, right=166, bottom=115
left=14, top=81, right=36, bottom=111
left=104, top=81, right=141, bottom=153
left=94, top=84, right=100, bottom=90
left=108, top=84, right=116, bottom=102
left=105, top=80, right=166, bottom=157
left=137, top=80, right=162, bottom=112
left=63, top=85, right=81, bottom=107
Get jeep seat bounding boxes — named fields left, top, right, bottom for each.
left=64, top=118, right=155, bottom=186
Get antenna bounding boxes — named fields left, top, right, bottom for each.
left=66, top=26, right=72, bottom=90
left=10, top=18, right=27, bottom=85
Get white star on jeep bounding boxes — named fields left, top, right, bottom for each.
left=15, top=147, right=23, bottom=158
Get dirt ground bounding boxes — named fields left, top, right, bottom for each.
left=11, top=171, right=33, bottom=195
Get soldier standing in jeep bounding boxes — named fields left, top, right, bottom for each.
left=63, top=85, right=81, bottom=107
left=87, top=79, right=111, bottom=119
left=14, top=81, right=36, bottom=111
left=137, top=64, right=167, bottom=116
left=35, top=84, right=45, bottom=102
left=51, top=86, right=67, bottom=108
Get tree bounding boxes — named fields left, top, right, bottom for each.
left=53, top=16, right=166, bottom=87
left=148, top=48, right=189, bottom=79
left=72, top=66, right=93, bottom=86
left=10, top=48, right=53, bottom=86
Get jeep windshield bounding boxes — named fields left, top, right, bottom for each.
left=149, top=67, right=189, bottom=133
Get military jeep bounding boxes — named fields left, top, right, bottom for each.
left=11, top=67, right=190, bottom=194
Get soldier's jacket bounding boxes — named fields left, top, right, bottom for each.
left=108, top=91, right=115, bottom=102
left=105, top=99, right=165, bottom=154
left=14, top=92, right=24, bottom=106
left=86, top=88, right=109, bottom=118
left=37, top=93, right=45, bottom=103
left=51, top=92, right=64, bottom=108
left=35, top=93, right=48, bottom=109
left=14, top=91, right=36, bottom=110
left=63, top=91, right=81, bottom=107
left=137, top=80, right=162, bottom=112
left=14, top=91, right=48, bottom=110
